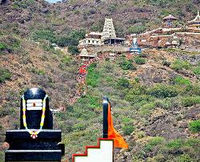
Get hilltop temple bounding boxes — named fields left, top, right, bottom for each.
left=79, top=12, right=200, bottom=53
left=79, top=18, right=125, bottom=48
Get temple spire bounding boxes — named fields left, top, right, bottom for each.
left=101, top=18, right=116, bottom=41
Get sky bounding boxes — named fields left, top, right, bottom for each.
left=45, top=0, right=61, bottom=3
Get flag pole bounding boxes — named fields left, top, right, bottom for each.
left=103, top=97, right=109, bottom=138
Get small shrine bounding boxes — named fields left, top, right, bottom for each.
left=79, top=48, right=96, bottom=60
left=163, top=14, right=177, bottom=28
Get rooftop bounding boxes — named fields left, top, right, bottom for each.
left=88, top=32, right=102, bottom=36
left=79, top=48, right=97, bottom=57
left=163, top=14, right=177, bottom=21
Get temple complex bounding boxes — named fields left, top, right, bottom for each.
left=79, top=12, right=200, bottom=55
left=78, top=18, right=125, bottom=49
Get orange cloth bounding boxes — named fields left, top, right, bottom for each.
left=79, top=67, right=86, bottom=74
left=107, top=103, right=128, bottom=149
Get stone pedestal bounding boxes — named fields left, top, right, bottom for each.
left=5, top=130, right=64, bottom=161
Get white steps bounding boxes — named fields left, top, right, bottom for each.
left=73, top=138, right=114, bottom=162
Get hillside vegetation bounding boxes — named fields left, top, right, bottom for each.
left=0, top=0, right=200, bottom=161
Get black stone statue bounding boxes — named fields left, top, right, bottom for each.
left=5, top=88, right=65, bottom=161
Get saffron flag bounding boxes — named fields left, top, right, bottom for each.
left=107, top=102, right=128, bottom=149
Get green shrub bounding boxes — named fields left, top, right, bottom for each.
left=68, top=46, right=79, bottom=55
left=119, top=59, right=136, bottom=70
left=181, top=96, right=200, bottom=107
left=9, top=37, right=20, bottom=49
left=134, top=56, right=146, bottom=65
left=135, top=77, right=140, bottom=83
left=0, top=36, right=21, bottom=53
left=117, top=78, right=130, bottom=89
left=175, top=154, right=193, bottom=162
left=0, top=106, right=15, bottom=117
left=12, top=0, right=34, bottom=9
left=155, top=98, right=180, bottom=109
left=107, top=4, right=117, bottom=13
left=90, top=21, right=104, bottom=32
left=166, top=139, right=183, bottom=149
left=126, top=95, right=152, bottom=106
left=193, top=66, right=200, bottom=75
left=128, top=25, right=146, bottom=34
left=148, top=84, right=178, bottom=98
left=173, top=76, right=191, bottom=86
left=162, top=60, right=171, bottom=67
left=31, top=68, right=45, bottom=75
left=61, top=55, right=71, bottom=65
left=56, top=29, right=86, bottom=47
left=122, top=117, right=133, bottom=124
left=0, top=151, right=4, bottom=162
left=0, top=42, right=7, bottom=51
left=187, top=84, right=200, bottom=96
left=170, top=59, right=191, bottom=71
left=184, top=138, right=200, bottom=147
left=147, top=0, right=176, bottom=6
left=86, top=63, right=100, bottom=87
left=72, top=123, right=87, bottom=132
left=0, top=68, right=12, bottom=83
left=126, top=83, right=146, bottom=96
left=189, top=120, right=200, bottom=133
left=122, top=124, right=135, bottom=135
left=32, top=29, right=56, bottom=43
left=145, top=137, right=165, bottom=152
left=139, top=102, right=155, bottom=115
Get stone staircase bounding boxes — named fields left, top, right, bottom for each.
left=72, top=138, right=114, bottom=162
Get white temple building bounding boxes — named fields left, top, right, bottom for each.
left=79, top=18, right=124, bottom=48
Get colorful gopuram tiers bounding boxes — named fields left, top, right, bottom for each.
left=188, top=11, right=200, bottom=28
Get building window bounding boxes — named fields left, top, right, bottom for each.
left=88, top=40, right=90, bottom=43
left=92, top=40, right=95, bottom=43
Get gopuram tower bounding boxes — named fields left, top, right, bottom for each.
left=101, top=18, right=116, bottom=41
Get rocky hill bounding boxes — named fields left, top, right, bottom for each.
left=0, top=0, right=200, bottom=161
